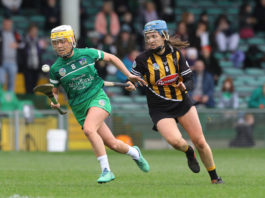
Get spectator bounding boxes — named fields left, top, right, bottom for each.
left=1, top=0, right=22, bottom=15
left=22, top=24, right=47, bottom=93
left=230, top=50, right=245, bottom=68
left=239, top=3, right=256, bottom=39
left=116, top=49, right=139, bottom=95
left=185, top=47, right=198, bottom=69
left=43, top=0, right=60, bottom=31
left=78, top=31, right=100, bottom=49
left=243, top=45, right=264, bottom=69
left=142, top=1, right=159, bottom=23
left=253, top=0, right=265, bottom=32
left=248, top=84, right=265, bottom=109
left=190, top=21, right=210, bottom=50
left=115, top=24, right=136, bottom=59
left=94, top=1, right=120, bottom=38
left=98, top=34, right=117, bottom=55
left=199, top=11, right=209, bottom=27
left=217, top=77, right=239, bottom=109
left=0, top=16, right=22, bottom=91
left=230, top=113, right=255, bottom=147
left=121, top=10, right=145, bottom=51
left=191, top=60, right=215, bottom=108
left=97, top=34, right=117, bottom=79
left=214, top=14, right=240, bottom=52
left=175, top=21, right=189, bottom=42
left=181, top=12, right=196, bottom=40
left=158, top=0, right=175, bottom=22
left=199, top=45, right=222, bottom=85
left=121, top=11, right=136, bottom=34
left=113, top=0, right=129, bottom=16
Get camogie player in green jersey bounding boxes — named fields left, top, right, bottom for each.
left=49, top=25, right=149, bottom=183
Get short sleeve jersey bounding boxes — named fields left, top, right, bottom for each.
left=49, top=48, right=104, bottom=106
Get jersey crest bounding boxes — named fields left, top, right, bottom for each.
left=79, top=58, right=88, bottom=65
left=59, top=68, right=66, bottom=77
left=132, top=61, right=137, bottom=68
left=152, top=63, right=159, bottom=70
left=98, top=99, right=106, bottom=106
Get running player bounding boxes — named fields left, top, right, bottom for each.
left=130, top=20, right=223, bottom=184
left=49, top=25, right=149, bottom=184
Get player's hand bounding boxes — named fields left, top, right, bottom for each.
left=125, top=81, right=136, bottom=91
left=176, top=82, right=186, bottom=91
left=127, top=74, right=147, bottom=87
left=202, top=95, right=209, bottom=103
left=50, top=102, right=61, bottom=109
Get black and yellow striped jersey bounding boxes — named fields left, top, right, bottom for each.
left=131, top=44, right=192, bottom=106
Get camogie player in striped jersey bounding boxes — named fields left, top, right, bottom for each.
left=131, top=20, right=223, bottom=184
left=49, top=25, right=149, bottom=184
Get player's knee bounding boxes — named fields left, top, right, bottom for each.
left=83, top=127, right=96, bottom=137
left=193, top=137, right=206, bottom=150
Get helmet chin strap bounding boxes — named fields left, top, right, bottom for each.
left=150, top=41, right=166, bottom=54
left=59, top=46, right=74, bottom=59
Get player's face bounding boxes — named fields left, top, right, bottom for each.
left=51, top=38, right=72, bottom=57
left=145, top=32, right=164, bottom=50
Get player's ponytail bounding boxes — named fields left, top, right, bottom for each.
left=166, top=34, right=189, bottom=49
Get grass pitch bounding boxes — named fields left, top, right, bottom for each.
left=0, top=149, right=265, bottom=198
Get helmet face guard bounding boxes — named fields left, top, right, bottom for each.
left=144, top=20, right=169, bottom=40
left=50, top=25, right=76, bottom=58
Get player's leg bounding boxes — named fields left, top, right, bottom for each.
left=178, top=106, right=223, bottom=184
left=157, top=118, right=200, bottom=173
left=97, top=122, right=150, bottom=172
left=83, top=107, right=114, bottom=183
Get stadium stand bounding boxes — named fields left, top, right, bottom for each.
left=0, top=0, right=264, bottom=150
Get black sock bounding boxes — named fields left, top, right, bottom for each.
left=208, top=169, right=218, bottom=180
left=185, top=145, right=194, bottom=157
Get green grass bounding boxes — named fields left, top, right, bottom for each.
left=0, top=149, right=265, bottom=198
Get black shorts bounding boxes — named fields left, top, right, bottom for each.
left=149, top=94, right=193, bottom=131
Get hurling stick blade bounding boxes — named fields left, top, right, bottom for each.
left=33, top=84, right=67, bottom=115
left=33, top=84, right=54, bottom=98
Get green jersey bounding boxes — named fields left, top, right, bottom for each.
left=49, top=48, right=104, bottom=106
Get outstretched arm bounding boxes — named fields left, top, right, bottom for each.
left=51, top=87, right=60, bottom=108
left=103, top=52, right=146, bottom=86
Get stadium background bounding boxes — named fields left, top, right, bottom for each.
left=0, top=0, right=265, bottom=151
left=1, top=1, right=265, bottom=198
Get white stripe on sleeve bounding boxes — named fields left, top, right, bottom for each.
left=50, top=79, right=59, bottom=84
left=181, top=69, right=192, bottom=76
left=131, top=69, right=142, bottom=76
left=97, top=50, right=101, bottom=60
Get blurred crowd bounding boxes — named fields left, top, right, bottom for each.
left=0, top=0, right=265, bottom=110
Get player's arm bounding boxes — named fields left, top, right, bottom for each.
left=52, top=87, right=59, bottom=100
left=49, top=66, right=60, bottom=108
left=177, top=50, right=193, bottom=91
left=103, top=52, right=146, bottom=86
left=50, top=87, right=61, bottom=108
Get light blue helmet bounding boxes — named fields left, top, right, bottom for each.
left=144, top=20, right=168, bottom=37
